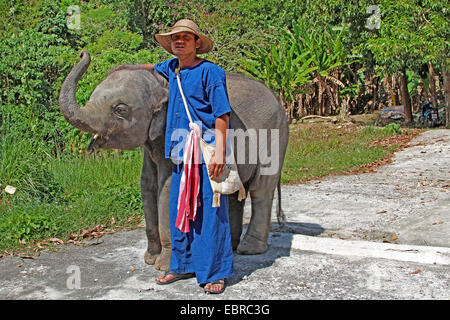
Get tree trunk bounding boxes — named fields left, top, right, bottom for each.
left=428, top=62, right=438, bottom=108
left=313, top=82, right=319, bottom=115
left=417, top=77, right=424, bottom=113
left=325, top=83, right=336, bottom=115
left=318, top=77, right=324, bottom=116
left=372, top=76, right=378, bottom=111
left=443, top=59, right=450, bottom=127
left=384, top=73, right=393, bottom=106
left=393, top=76, right=401, bottom=105
left=140, top=0, right=151, bottom=47
left=400, top=67, right=413, bottom=124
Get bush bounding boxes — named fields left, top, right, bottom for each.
left=0, top=209, right=59, bottom=242
left=383, top=123, right=402, bottom=135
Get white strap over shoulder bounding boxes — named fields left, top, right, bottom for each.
left=175, top=68, right=194, bottom=124
left=174, top=66, right=246, bottom=207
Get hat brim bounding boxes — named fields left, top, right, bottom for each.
left=155, top=26, right=213, bottom=55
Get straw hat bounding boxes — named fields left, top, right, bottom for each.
left=155, top=19, right=213, bottom=55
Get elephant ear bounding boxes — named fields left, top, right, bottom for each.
left=149, top=95, right=168, bottom=141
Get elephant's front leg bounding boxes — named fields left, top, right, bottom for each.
left=154, top=159, right=172, bottom=271
left=141, top=149, right=161, bottom=266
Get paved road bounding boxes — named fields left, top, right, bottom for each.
left=0, top=129, right=449, bottom=303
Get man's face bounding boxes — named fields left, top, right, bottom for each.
left=170, top=32, right=201, bottom=57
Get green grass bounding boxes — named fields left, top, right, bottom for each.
left=281, top=123, right=408, bottom=184
left=0, top=150, right=143, bottom=253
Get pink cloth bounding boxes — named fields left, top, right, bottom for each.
left=176, top=122, right=202, bottom=233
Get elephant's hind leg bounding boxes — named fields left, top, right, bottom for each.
left=228, top=191, right=246, bottom=250
left=236, top=187, right=274, bottom=255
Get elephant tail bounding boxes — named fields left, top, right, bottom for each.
left=276, top=178, right=286, bottom=228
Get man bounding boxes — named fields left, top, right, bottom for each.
left=117, top=19, right=234, bottom=294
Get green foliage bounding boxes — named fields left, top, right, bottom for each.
left=366, top=0, right=449, bottom=72
left=241, top=28, right=316, bottom=108
left=0, top=210, right=59, bottom=242
left=364, top=123, right=402, bottom=137
left=383, top=123, right=402, bottom=135
left=241, top=18, right=356, bottom=117
left=293, top=20, right=352, bottom=78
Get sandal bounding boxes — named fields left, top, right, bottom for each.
left=155, top=270, right=195, bottom=285
left=204, top=279, right=226, bottom=294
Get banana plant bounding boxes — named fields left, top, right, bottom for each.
left=292, top=20, right=356, bottom=115
left=241, top=29, right=317, bottom=119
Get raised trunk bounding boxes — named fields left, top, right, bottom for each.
left=58, top=50, right=95, bottom=133
left=400, top=67, right=413, bottom=124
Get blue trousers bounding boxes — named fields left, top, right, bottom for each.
left=169, top=164, right=234, bottom=284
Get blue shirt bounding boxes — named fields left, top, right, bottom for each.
left=154, top=58, right=232, bottom=160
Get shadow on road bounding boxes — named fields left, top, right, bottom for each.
left=228, top=222, right=324, bottom=287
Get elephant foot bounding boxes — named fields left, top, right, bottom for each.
left=154, top=247, right=171, bottom=271
left=231, top=237, right=240, bottom=251
left=236, top=233, right=268, bottom=255
left=144, top=250, right=159, bottom=265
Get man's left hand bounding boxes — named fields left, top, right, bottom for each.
left=208, top=151, right=225, bottom=180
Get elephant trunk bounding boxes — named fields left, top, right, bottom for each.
left=58, top=50, right=95, bottom=133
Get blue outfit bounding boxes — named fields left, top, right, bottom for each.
left=154, top=58, right=234, bottom=284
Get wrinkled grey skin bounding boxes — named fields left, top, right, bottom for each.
left=59, top=51, right=289, bottom=270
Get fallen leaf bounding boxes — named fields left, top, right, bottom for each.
left=49, top=238, right=64, bottom=245
left=36, top=241, right=48, bottom=249
left=377, top=210, right=387, bottom=214
left=409, top=269, right=421, bottom=275
left=67, top=239, right=103, bottom=247
left=130, top=266, right=135, bottom=272
left=391, top=234, right=398, bottom=241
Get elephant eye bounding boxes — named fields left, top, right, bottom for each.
left=113, top=104, right=129, bottom=118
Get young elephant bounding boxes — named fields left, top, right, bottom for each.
left=59, top=50, right=289, bottom=270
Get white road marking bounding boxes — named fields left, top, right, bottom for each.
left=269, top=233, right=450, bottom=265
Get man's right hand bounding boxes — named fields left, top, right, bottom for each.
left=108, top=65, right=127, bottom=75
left=108, top=64, right=154, bottom=76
